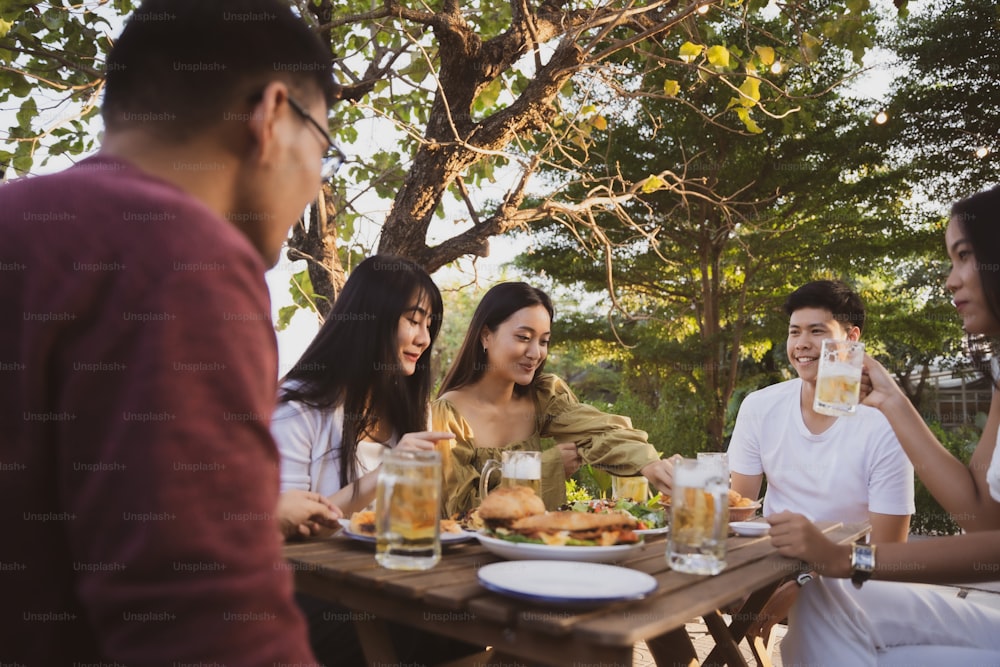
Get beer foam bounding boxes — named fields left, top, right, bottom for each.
left=503, top=453, right=542, bottom=480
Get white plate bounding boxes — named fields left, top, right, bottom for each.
left=478, top=560, right=657, bottom=604
left=336, top=519, right=476, bottom=544
left=475, top=532, right=644, bottom=563
left=730, top=521, right=769, bottom=537
left=634, top=525, right=670, bottom=536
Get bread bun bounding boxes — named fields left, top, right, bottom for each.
left=477, top=486, right=545, bottom=529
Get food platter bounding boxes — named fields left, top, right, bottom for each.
left=336, top=519, right=477, bottom=544
left=477, top=560, right=657, bottom=604
left=475, top=532, right=644, bottom=563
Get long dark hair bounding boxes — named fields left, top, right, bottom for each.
left=438, top=282, right=554, bottom=398
left=951, top=185, right=1000, bottom=386
left=280, top=255, right=443, bottom=488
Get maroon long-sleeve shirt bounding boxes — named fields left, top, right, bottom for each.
left=0, top=156, right=317, bottom=665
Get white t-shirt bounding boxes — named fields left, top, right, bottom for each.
left=271, top=399, right=391, bottom=497
left=728, top=378, right=915, bottom=523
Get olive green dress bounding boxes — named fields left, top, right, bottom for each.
left=431, top=374, right=661, bottom=516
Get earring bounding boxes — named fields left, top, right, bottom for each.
left=483, top=346, right=487, bottom=354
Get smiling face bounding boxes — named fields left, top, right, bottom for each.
left=481, top=304, right=551, bottom=385
left=945, top=216, right=1000, bottom=337
left=786, top=307, right=860, bottom=385
left=396, top=293, right=433, bottom=376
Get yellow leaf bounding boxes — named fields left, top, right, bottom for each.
left=706, top=45, right=730, bottom=68
left=737, top=77, right=761, bottom=107
left=735, top=107, right=763, bottom=134
left=641, top=175, right=666, bottom=193
left=0, top=19, right=12, bottom=39
left=755, top=46, right=775, bottom=66
left=663, top=79, right=681, bottom=96
left=679, top=41, right=704, bottom=64
left=581, top=104, right=597, bottom=115
left=592, top=115, right=608, bottom=131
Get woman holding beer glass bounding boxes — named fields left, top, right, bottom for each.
left=768, top=186, right=1000, bottom=664
left=433, top=282, right=676, bottom=516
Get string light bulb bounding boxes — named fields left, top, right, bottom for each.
left=697, top=3, right=710, bottom=14
left=975, top=146, right=990, bottom=158
left=874, top=111, right=888, bottom=125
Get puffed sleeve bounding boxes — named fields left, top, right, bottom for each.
left=430, top=399, right=481, bottom=517
left=536, top=374, right=660, bottom=476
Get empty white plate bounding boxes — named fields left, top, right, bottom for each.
left=478, top=560, right=657, bottom=604
left=730, top=521, right=769, bottom=537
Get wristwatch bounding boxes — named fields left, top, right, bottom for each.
left=850, top=543, right=876, bottom=588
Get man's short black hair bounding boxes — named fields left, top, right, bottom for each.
left=783, top=280, right=866, bottom=334
left=103, top=0, right=337, bottom=139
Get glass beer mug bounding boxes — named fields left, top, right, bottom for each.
left=479, top=450, right=542, bottom=499
left=375, top=450, right=442, bottom=570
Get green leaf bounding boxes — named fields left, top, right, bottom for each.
left=275, top=305, right=298, bottom=332
left=474, top=78, right=502, bottom=111
left=801, top=32, right=822, bottom=62
left=706, top=45, right=730, bottom=68
left=663, top=79, right=681, bottom=96
left=16, top=97, right=37, bottom=129
left=679, top=41, right=703, bottom=64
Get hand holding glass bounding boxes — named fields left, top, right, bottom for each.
left=814, top=339, right=865, bottom=417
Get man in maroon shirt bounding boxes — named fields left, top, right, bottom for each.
left=0, top=1, right=342, bottom=663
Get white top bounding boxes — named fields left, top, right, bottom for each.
left=728, top=378, right=915, bottom=523
left=989, top=427, right=1000, bottom=503
left=271, top=399, right=392, bottom=497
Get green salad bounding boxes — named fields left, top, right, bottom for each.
left=563, top=496, right=667, bottom=529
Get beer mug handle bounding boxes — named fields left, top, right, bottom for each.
left=479, top=458, right=502, bottom=500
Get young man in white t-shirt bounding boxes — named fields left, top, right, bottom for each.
left=727, top=280, right=915, bottom=644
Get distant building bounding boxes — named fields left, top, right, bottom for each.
left=918, top=366, right=992, bottom=430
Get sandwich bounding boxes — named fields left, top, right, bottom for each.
left=476, top=486, right=546, bottom=531
left=496, top=510, right=641, bottom=546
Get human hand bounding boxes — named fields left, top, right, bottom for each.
left=640, top=454, right=683, bottom=495
left=395, top=431, right=455, bottom=452
left=859, top=354, right=906, bottom=411
left=277, top=489, right=343, bottom=540
left=767, top=511, right=851, bottom=577
left=555, top=442, right=582, bottom=478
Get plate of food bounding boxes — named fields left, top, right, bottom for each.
left=660, top=489, right=762, bottom=522
left=478, top=560, right=657, bottom=604
left=338, top=511, right=476, bottom=544
left=562, top=497, right=668, bottom=535
left=730, top=521, right=769, bottom=537
left=474, top=486, right=645, bottom=563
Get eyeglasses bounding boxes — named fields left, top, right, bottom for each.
left=286, top=95, right=345, bottom=180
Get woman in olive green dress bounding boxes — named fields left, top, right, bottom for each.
left=433, top=282, right=676, bottom=516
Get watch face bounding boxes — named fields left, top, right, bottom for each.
left=853, top=545, right=875, bottom=571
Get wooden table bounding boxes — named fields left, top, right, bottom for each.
left=283, top=522, right=868, bottom=667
